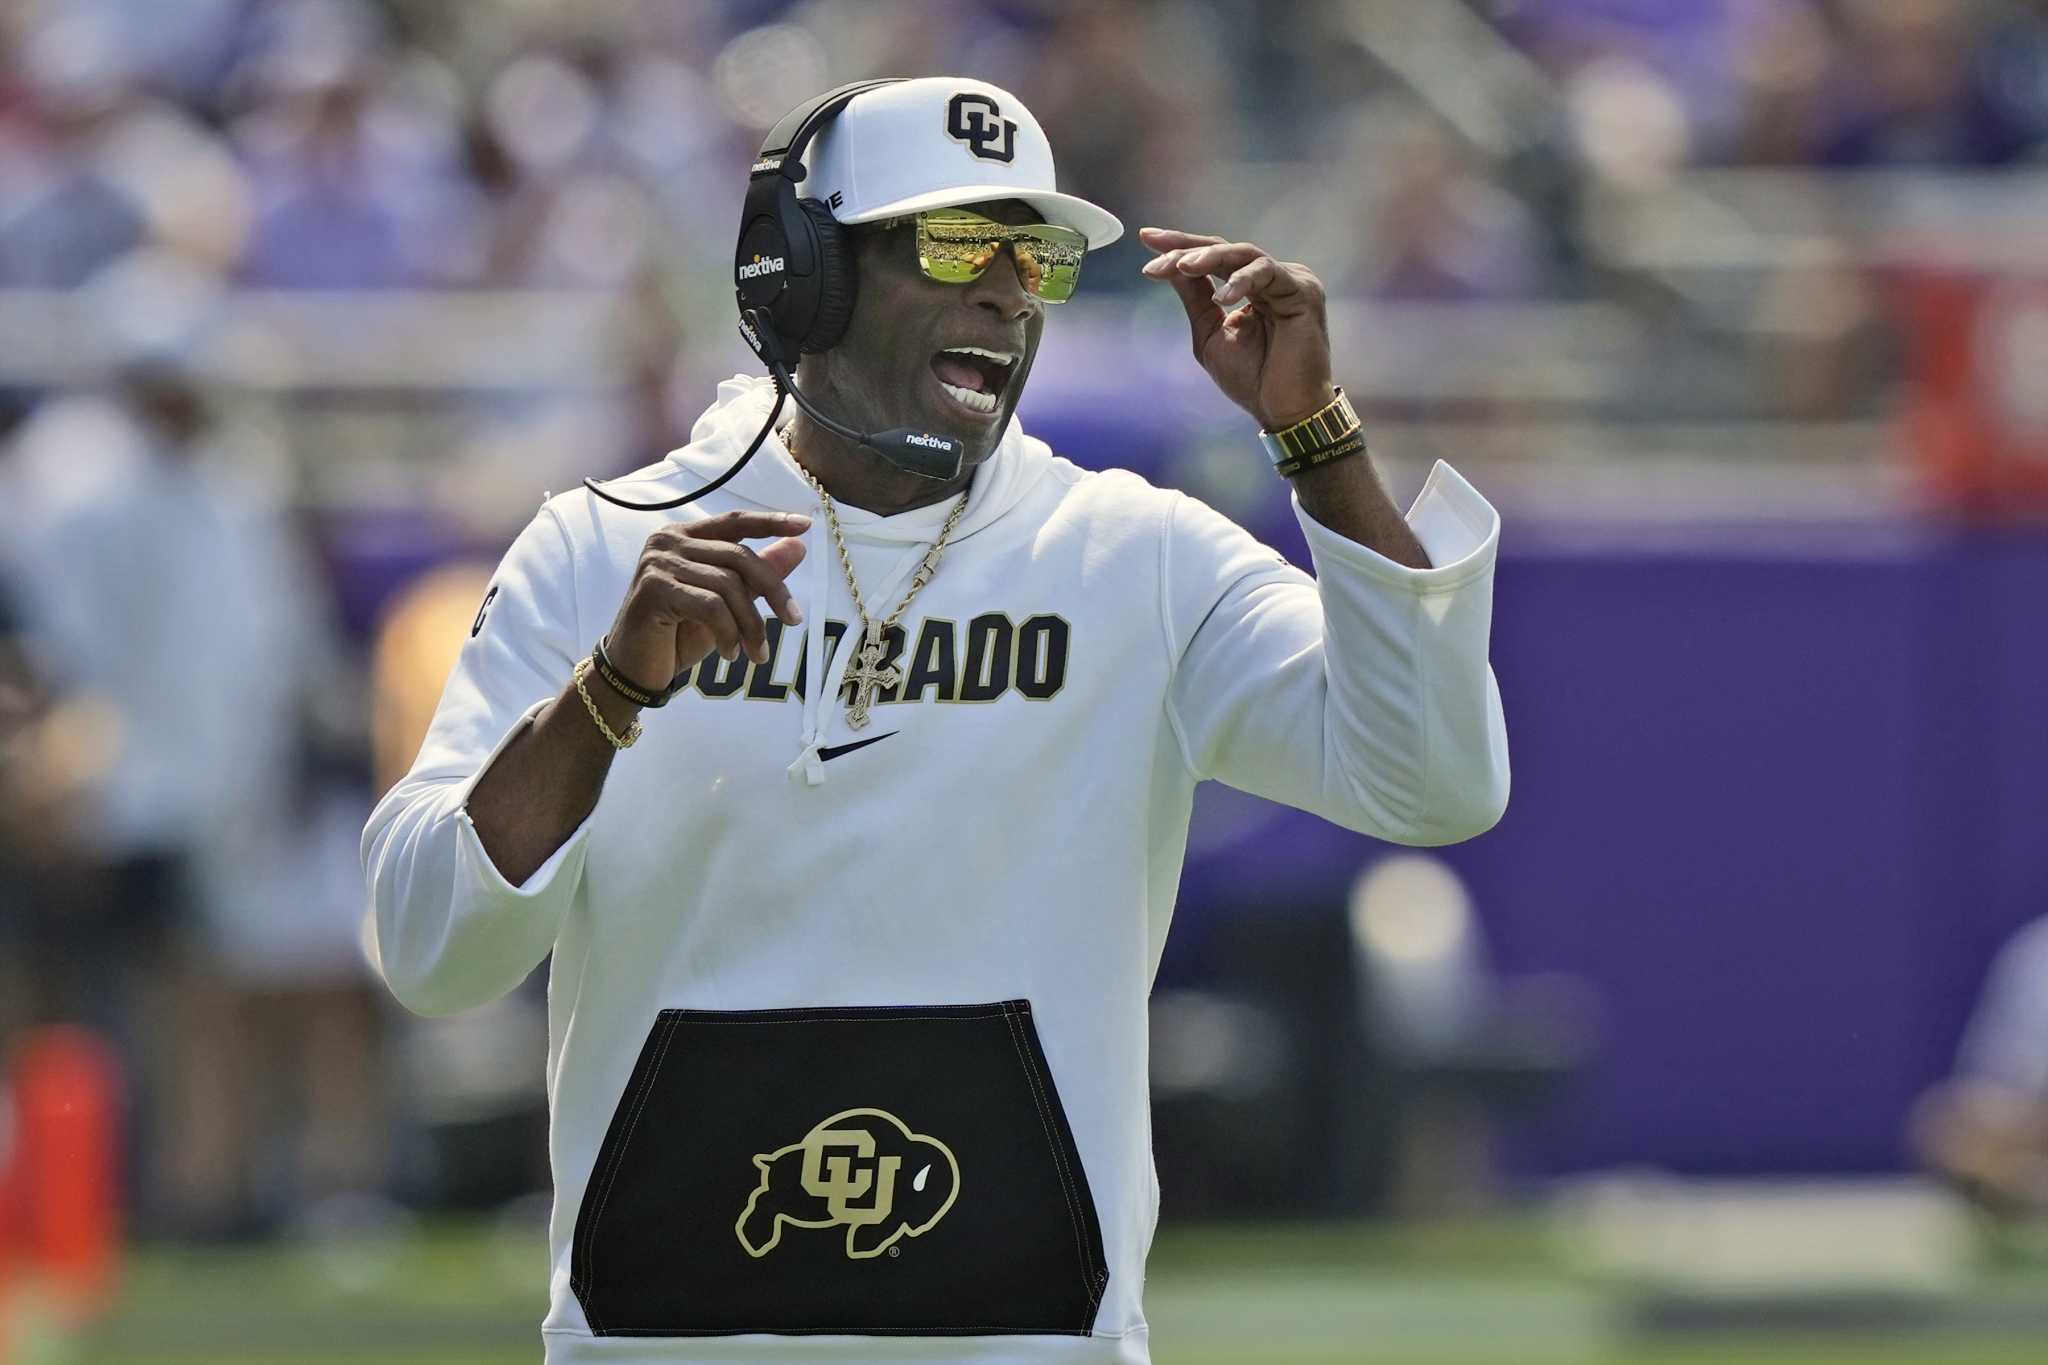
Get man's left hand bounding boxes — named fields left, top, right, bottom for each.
left=1139, top=226, right=1335, bottom=431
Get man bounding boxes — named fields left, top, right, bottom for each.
left=364, top=77, right=1510, bottom=1362
left=9, top=358, right=362, bottom=1238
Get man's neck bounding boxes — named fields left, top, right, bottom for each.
left=787, top=412, right=974, bottom=516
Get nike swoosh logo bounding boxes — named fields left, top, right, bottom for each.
left=817, top=732, right=898, bottom=762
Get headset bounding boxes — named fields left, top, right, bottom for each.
left=585, top=78, right=966, bottom=512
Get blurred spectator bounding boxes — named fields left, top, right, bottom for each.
left=1822, top=0, right=2020, bottom=167
left=477, top=46, right=674, bottom=288
left=232, top=2, right=488, bottom=288
left=1727, top=1, right=1837, bottom=166
left=1913, top=916, right=2048, bottom=1217
left=0, top=573, right=47, bottom=1047
left=1973, top=0, right=2048, bottom=160
left=1356, top=120, right=1550, bottom=302
left=4, top=352, right=379, bottom=1238
left=0, top=17, right=147, bottom=287
left=237, top=73, right=414, bottom=289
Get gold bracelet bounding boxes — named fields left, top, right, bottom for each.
left=1260, top=387, right=1362, bottom=469
left=573, top=657, right=643, bottom=749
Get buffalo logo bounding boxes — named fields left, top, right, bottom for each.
left=945, top=93, right=1016, bottom=164
left=734, top=1108, right=960, bottom=1260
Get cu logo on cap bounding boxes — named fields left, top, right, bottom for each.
left=946, top=92, right=1016, bottom=164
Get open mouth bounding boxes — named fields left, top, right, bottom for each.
left=929, top=345, right=1017, bottom=418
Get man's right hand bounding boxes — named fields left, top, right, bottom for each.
left=606, top=511, right=812, bottom=689
left=464, top=510, right=810, bottom=888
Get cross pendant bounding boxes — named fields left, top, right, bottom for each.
left=841, top=630, right=902, bottom=730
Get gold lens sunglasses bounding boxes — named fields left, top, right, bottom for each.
left=913, top=208, right=1088, bottom=303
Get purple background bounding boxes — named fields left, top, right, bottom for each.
left=1167, top=520, right=2048, bottom=1176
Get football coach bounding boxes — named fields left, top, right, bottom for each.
left=365, top=76, right=1510, bottom=1363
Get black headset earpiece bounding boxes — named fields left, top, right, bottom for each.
left=582, top=76, right=961, bottom=512
left=797, top=199, right=857, bottom=352
left=735, top=77, right=903, bottom=362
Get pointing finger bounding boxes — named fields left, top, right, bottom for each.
left=1173, top=241, right=1268, bottom=279
left=1139, top=226, right=1226, bottom=252
left=682, top=510, right=813, bottom=543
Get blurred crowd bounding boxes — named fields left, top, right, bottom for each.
left=0, top=0, right=2043, bottom=303
left=1, top=0, right=2046, bottom=1247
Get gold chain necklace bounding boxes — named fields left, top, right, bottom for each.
left=793, top=451, right=967, bottom=730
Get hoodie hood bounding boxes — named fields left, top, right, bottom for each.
left=668, top=373, right=1050, bottom=545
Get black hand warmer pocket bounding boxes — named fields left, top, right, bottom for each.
left=569, top=1000, right=1108, bottom=1337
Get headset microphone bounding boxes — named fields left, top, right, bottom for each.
left=735, top=292, right=967, bottom=481
left=740, top=296, right=964, bottom=482
left=774, top=372, right=963, bottom=481
left=759, top=310, right=964, bottom=483
left=782, top=379, right=963, bottom=479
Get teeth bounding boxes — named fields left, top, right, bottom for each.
left=940, top=381, right=998, bottom=413
left=943, top=345, right=1016, bottom=365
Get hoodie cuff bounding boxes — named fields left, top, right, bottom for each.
left=1292, top=459, right=1500, bottom=594
left=453, top=698, right=595, bottom=898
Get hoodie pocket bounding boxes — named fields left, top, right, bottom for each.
left=569, top=999, right=1108, bottom=1337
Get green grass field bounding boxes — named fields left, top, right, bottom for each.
left=26, top=1219, right=2048, bottom=1364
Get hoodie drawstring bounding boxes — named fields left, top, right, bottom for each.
left=787, top=517, right=831, bottom=786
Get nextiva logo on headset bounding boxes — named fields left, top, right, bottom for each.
left=736, top=254, right=787, bottom=281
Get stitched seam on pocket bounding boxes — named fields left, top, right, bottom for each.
left=580, top=1013, right=680, bottom=1332
left=671, top=1009, right=1018, bottom=1025
left=1002, top=1004, right=1099, bottom=1320
left=671, top=1002, right=1026, bottom=1015
left=602, top=1325, right=1093, bottom=1337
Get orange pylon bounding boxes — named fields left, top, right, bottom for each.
left=11, top=1028, right=122, bottom=1323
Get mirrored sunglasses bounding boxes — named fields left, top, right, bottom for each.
left=914, top=208, right=1088, bottom=303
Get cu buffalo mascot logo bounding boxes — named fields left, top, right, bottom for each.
left=946, top=92, right=1016, bottom=163
left=735, top=1108, right=960, bottom=1260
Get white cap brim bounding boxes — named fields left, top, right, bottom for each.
left=836, top=185, right=1124, bottom=250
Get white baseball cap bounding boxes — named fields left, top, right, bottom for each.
left=797, top=77, right=1123, bottom=250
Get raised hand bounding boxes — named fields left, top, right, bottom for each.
left=606, top=510, right=811, bottom=692
left=1138, top=226, right=1335, bottom=431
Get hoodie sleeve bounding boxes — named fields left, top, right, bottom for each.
left=361, top=504, right=594, bottom=1016
left=1162, top=460, right=1510, bottom=845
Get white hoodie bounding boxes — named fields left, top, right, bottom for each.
left=362, top=374, right=1510, bottom=1364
